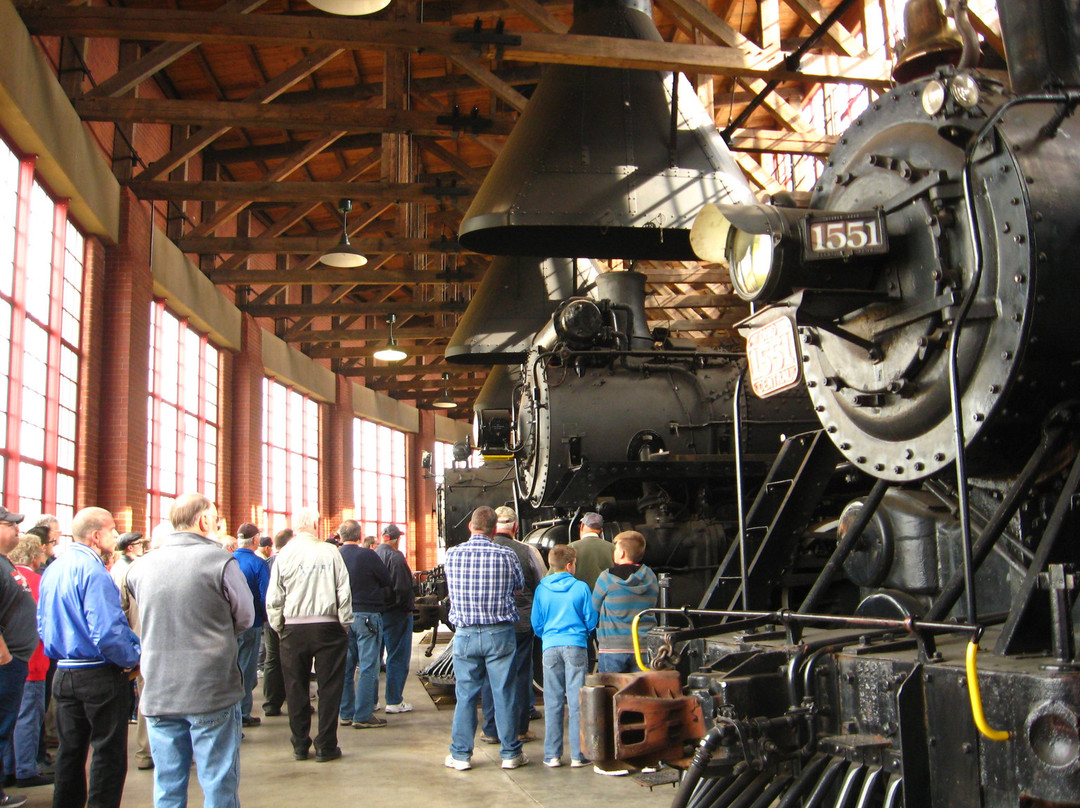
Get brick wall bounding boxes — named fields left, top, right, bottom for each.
left=226, top=313, right=264, bottom=533
left=318, top=374, right=355, bottom=536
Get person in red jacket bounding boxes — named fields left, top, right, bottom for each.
left=2, top=534, right=52, bottom=789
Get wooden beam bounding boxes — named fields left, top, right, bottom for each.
left=21, top=7, right=892, bottom=86
left=339, top=364, right=475, bottom=379
left=307, top=342, right=449, bottom=359
left=182, top=235, right=469, bottom=255
left=415, top=138, right=486, bottom=184
left=283, top=326, right=456, bottom=343
left=242, top=300, right=468, bottom=317
left=83, top=0, right=269, bottom=98
left=209, top=267, right=480, bottom=285
left=781, top=0, right=865, bottom=57
left=74, top=97, right=517, bottom=137
left=500, top=0, right=569, bottom=34
left=727, top=128, right=837, bottom=156
left=640, top=266, right=730, bottom=284
left=126, top=180, right=476, bottom=203
left=646, top=292, right=737, bottom=309
left=207, top=134, right=381, bottom=166
left=445, top=54, right=530, bottom=112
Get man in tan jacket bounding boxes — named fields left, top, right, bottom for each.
left=266, top=507, right=352, bottom=763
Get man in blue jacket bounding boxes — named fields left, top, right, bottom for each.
left=233, top=522, right=270, bottom=727
left=38, top=506, right=141, bottom=808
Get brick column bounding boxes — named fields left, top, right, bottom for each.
left=94, top=190, right=153, bottom=531
left=409, top=410, right=439, bottom=571
left=319, top=374, right=354, bottom=535
left=226, top=313, right=264, bottom=533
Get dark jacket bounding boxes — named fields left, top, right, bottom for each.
left=374, top=543, right=414, bottom=613
left=340, top=544, right=393, bottom=612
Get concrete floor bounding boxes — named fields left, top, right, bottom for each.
left=12, top=638, right=676, bottom=808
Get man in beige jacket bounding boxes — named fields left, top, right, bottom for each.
left=266, top=507, right=352, bottom=763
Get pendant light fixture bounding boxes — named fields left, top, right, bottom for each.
left=432, top=373, right=457, bottom=409
left=372, top=314, right=407, bottom=362
left=320, top=199, right=368, bottom=268
left=308, top=0, right=391, bottom=16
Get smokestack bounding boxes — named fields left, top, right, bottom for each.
left=458, top=0, right=754, bottom=261
left=593, top=271, right=652, bottom=350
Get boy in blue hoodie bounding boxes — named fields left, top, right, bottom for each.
left=531, top=544, right=597, bottom=768
left=591, top=530, right=659, bottom=673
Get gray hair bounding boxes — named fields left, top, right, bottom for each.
left=293, top=507, right=319, bottom=532
left=8, top=535, right=43, bottom=567
left=469, top=506, right=497, bottom=537
left=170, top=494, right=214, bottom=531
left=237, top=534, right=256, bottom=548
left=35, top=514, right=58, bottom=529
left=361, top=535, right=377, bottom=548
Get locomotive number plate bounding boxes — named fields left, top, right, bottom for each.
left=801, top=209, right=888, bottom=261
left=746, top=316, right=801, bottom=398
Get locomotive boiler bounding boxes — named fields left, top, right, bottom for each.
left=577, top=2, right=1080, bottom=807
left=507, top=270, right=821, bottom=606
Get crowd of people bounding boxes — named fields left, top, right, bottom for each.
left=0, top=496, right=416, bottom=808
left=0, top=497, right=659, bottom=806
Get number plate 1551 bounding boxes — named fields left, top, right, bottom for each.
left=801, top=209, right=888, bottom=261
left=746, top=316, right=802, bottom=398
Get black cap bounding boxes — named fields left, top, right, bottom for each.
left=236, top=523, right=260, bottom=540
left=0, top=506, right=24, bottom=525
left=259, top=535, right=273, bottom=548
left=382, top=524, right=402, bottom=540
left=117, top=532, right=144, bottom=551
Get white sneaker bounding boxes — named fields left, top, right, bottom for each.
left=543, top=757, right=562, bottom=768
left=444, top=754, right=471, bottom=771
left=571, top=758, right=590, bottom=768
left=385, top=701, right=412, bottom=714
left=593, top=764, right=630, bottom=776
left=373, top=702, right=382, bottom=713
left=502, top=753, right=529, bottom=769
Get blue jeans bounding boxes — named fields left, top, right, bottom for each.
left=146, top=702, right=242, bottom=808
left=340, top=611, right=383, bottom=722
left=542, top=645, right=588, bottom=762
left=481, top=629, right=534, bottom=738
left=0, top=658, right=28, bottom=787
left=449, top=623, right=520, bottom=761
left=2, top=678, right=44, bottom=779
left=597, top=651, right=640, bottom=673
left=236, top=625, right=261, bottom=719
left=381, top=610, right=413, bottom=706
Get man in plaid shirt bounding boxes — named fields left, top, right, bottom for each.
left=443, top=506, right=528, bottom=771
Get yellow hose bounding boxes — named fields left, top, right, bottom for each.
left=631, top=611, right=649, bottom=671
left=966, top=640, right=1010, bottom=741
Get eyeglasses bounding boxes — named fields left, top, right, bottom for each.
left=42, top=539, right=56, bottom=545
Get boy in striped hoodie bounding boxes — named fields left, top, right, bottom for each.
left=591, top=531, right=659, bottom=673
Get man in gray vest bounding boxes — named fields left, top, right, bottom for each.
left=126, top=494, right=254, bottom=808
left=479, top=506, right=546, bottom=744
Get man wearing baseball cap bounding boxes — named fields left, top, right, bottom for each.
left=109, top=532, right=145, bottom=590
left=0, top=505, right=34, bottom=808
left=233, top=523, right=269, bottom=728
left=568, top=513, right=613, bottom=590
left=374, top=525, right=414, bottom=714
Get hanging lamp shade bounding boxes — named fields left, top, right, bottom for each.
left=321, top=199, right=367, bottom=267
left=373, top=314, right=407, bottom=362
left=433, top=373, right=457, bottom=409
left=308, top=0, right=391, bottom=16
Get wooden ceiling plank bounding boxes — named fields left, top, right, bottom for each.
left=781, top=0, right=865, bottom=57
left=733, top=151, right=787, bottom=195
left=283, top=325, right=456, bottom=343
left=136, top=45, right=344, bottom=181
left=308, top=343, right=449, bottom=359
left=445, top=54, right=530, bottom=112
left=500, top=0, right=569, bottom=34
left=728, top=128, right=836, bottom=155
left=244, top=299, right=467, bottom=317
left=186, top=131, right=346, bottom=237
left=127, top=180, right=476, bottom=203
left=339, top=364, right=475, bottom=379
left=75, top=97, right=518, bottom=137
left=414, top=138, right=486, bottom=184
left=653, top=0, right=763, bottom=56
left=186, top=235, right=468, bottom=255
left=23, top=7, right=891, bottom=86
left=211, top=266, right=480, bottom=285
left=760, top=0, right=781, bottom=52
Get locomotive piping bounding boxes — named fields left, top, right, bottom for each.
left=733, top=369, right=749, bottom=611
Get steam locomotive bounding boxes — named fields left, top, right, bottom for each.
left=574, top=3, right=1080, bottom=807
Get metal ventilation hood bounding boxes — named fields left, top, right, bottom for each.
left=458, top=0, right=754, bottom=261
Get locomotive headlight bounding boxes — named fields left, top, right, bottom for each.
left=690, top=203, right=803, bottom=302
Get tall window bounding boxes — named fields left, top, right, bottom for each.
left=146, top=301, right=221, bottom=531
left=0, top=140, right=83, bottom=526
left=263, top=378, right=319, bottom=536
left=352, top=418, right=407, bottom=546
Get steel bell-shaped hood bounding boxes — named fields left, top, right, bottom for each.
left=458, top=0, right=754, bottom=261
